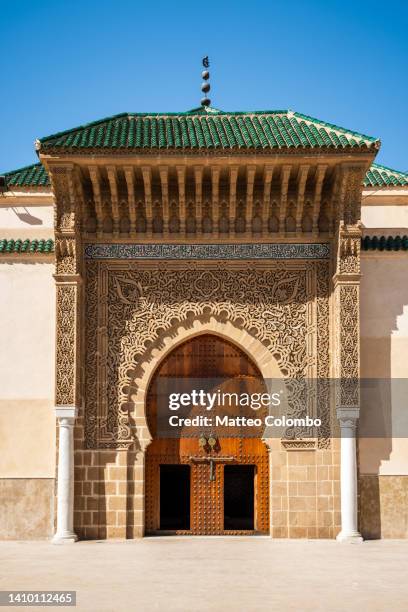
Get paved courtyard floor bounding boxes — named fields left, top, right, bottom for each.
left=1, top=538, right=408, bottom=611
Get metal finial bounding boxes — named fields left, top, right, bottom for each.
left=201, top=57, right=211, bottom=107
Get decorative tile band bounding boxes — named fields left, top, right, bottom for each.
left=362, top=235, right=408, bottom=251
left=84, top=243, right=330, bottom=260
left=0, top=238, right=54, bottom=254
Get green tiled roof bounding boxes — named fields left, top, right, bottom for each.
left=0, top=238, right=54, bottom=254
left=363, top=163, right=408, bottom=187
left=362, top=235, right=408, bottom=251
left=37, top=109, right=379, bottom=151
left=3, top=163, right=50, bottom=187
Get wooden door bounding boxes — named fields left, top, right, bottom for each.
left=145, top=335, right=269, bottom=535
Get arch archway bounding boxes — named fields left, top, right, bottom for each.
left=130, top=317, right=282, bottom=451
left=144, top=332, right=271, bottom=535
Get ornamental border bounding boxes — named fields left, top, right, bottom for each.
left=84, top=243, right=330, bottom=260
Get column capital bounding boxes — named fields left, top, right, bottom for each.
left=332, top=272, right=361, bottom=286
left=55, top=406, right=78, bottom=419
left=53, top=273, right=83, bottom=285
left=336, top=406, right=360, bottom=423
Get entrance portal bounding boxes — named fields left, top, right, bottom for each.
left=145, top=334, right=269, bottom=535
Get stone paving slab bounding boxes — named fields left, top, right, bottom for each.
left=0, top=538, right=407, bottom=612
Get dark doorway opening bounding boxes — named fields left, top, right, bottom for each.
left=224, top=465, right=255, bottom=530
left=160, top=465, right=190, bottom=530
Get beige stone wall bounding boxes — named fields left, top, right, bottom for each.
left=360, top=253, right=408, bottom=382
left=0, top=202, right=53, bottom=239
left=0, top=400, right=55, bottom=478
left=361, top=202, right=408, bottom=230
left=0, top=196, right=56, bottom=539
left=0, top=261, right=55, bottom=479
left=359, top=252, right=408, bottom=537
left=359, top=475, right=408, bottom=539
left=361, top=190, right=408, bottom=232
left=360, top=254, right=408, bottom=477
left=0, top=479, right=54, bottom=539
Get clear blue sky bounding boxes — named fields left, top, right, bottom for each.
left=1, top=0, right=407, bottom=173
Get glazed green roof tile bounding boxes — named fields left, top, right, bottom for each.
left=363, top=163, right=408, bottom=187
left=361, top=235, right=408, bottom=251
left=3, top=163, right=50, bottom=187
left=0, top=238, right=54, bottom=254
left=37, top=109, right=380, bottom=151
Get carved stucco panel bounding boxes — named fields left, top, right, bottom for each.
left=316, top=261, right=331, bottom=446
left=332, top=221, right=361, bottom=410
left=56, top=284, right=77, bottom=406
left=336, top=283, right=360, bottom=407
left=55, top=237, right=78, bottom=275
left=338, top=233, right=361, bottom=275
left=84, top=261, right=330, bottom=449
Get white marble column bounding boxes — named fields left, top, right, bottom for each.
left=336, top=407, right=363, bottom=543
left=53, top=407, right=78, bottom=544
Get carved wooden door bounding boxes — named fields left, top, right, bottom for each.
left=145, top=335, right=269, bottom=535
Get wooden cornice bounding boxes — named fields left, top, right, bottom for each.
left=279, top=165, right=292, bottom=233
left=332, top=166, right=348, bottom=226
left=141, top=166, right=152, bottom=237
left=46, top=157, right=369, bottom=240
left=73, top=166, right=88, bottom=229
left=123, top=166, right=136, bottom=234
left=194, top=166, right=203, bottom=233
left=211, top=166, right=220, bottom=237
left=245, top=165, right=256, bottom=232
left=295, top=164, right=310, bottom=233
left=262, top=165, right=274, bottom=234
left=159, top=165, right=170, bottom=237
left=229, top=165, right=239, bottom=236
left=106, top=165, right=120, bottom=235
left=312, top=164, right=328, bottom=233
left=88, top=165, right=104, bottom=236
left=176, top=166, right=186, bottom=235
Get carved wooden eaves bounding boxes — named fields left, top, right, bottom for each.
left=45, top=157, right=372, bottom=239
